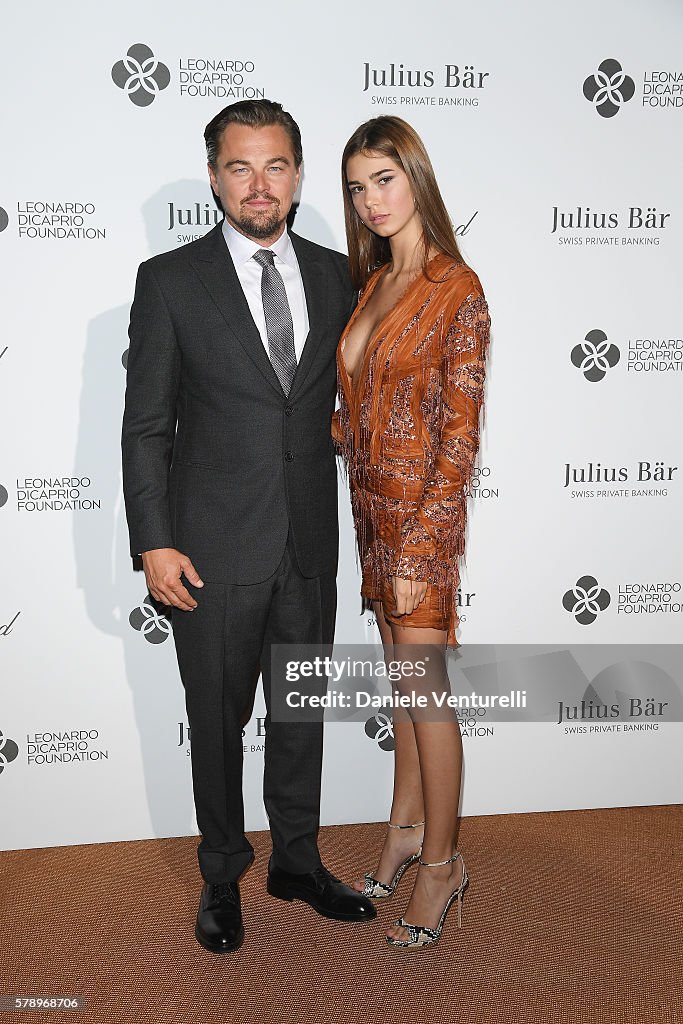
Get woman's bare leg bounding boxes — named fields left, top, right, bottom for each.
left=352, top=601, right=425, bottom=891
left=385, top=624, right=464, bottom=942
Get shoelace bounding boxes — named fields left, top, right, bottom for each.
left=208, top=883, right=237, bottom=904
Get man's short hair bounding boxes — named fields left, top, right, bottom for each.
left=204, top=99, right=303, bottom=168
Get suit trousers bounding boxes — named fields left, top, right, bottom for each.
left=171, top=529, right=336, bottom=883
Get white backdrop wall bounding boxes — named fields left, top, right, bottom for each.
left=1, top=0, right=682, bottom=851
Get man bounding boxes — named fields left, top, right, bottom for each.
left=121, top=99, right=374, bottom=953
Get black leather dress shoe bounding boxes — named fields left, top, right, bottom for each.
left=267, top=862, right=377, bottom=921
left=195, top=882, right=244, bottom=953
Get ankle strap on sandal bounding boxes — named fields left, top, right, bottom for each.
left=418, top=852, right=461, bottom=867
left=388, top=820, right=425, bottom=830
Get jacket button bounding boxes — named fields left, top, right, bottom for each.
left=284, top=405, right=293, bottom=416
left=284, top=450, right=294, bottom=462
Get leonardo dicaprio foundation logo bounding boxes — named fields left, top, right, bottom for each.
left=571, top=329, right=620, bottom=382
left=563, top=576, right=611, bottom=625
left=129, top=595, right=172, bottom=644
left=0, top=731, right=19, bottom=774
left=571, top=328, right=682, bottom=380
left=583, top=57, right=683, bottom=113
left=112, top=44, right=170, bottom=106
left=583, top=59, right=635, bottom=118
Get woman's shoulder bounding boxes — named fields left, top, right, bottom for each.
left=431, top=254, right=485, bottom=297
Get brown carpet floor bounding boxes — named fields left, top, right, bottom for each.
left=1, top=806, right=681, bottom=1024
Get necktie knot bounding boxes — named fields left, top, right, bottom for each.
left=253, top=248, right=276, bottom=268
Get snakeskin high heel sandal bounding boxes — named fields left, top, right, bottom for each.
left=359, top=820, right=425, bottom=898
left=386, top=852, right=468, bottom=949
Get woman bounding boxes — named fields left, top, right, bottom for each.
left=332, top=116, right=490, bottom=949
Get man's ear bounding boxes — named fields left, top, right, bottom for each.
left=208, top=162, right=218, bottom=195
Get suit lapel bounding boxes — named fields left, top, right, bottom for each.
left=189, top=224, right=284, bottom=396
left=288, top=232, right=328, bottom=400
left=189, top=225, right=331, bottom=400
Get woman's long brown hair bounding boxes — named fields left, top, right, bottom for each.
left=342, top=116, right=464, bottom=291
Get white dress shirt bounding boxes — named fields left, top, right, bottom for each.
left=222, top=219, right=309, bottom=360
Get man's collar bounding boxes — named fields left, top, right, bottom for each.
left=222, top=218, right=296, bottom=267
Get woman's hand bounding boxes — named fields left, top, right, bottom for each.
left=391, top=577, right=428, bottom=616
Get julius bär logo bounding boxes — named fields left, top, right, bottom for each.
left=0, top=208, right=8, bottom=233
left=563, top=576, right=611, bottom=625
left=583, top=59, right=635, bottom=118
left=365, top=713, right=394, bottom=751
left=112, top=44, right=170, bottom=107
left=0, top=731, right=19, bottom=775
left=571, top=329, right=620, bottom=382
left=129, top=593, right=172, bottom=643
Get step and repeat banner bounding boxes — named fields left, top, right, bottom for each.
left=1, top=0, right=682, bottom=850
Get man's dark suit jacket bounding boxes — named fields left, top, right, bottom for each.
left=121, top=222, right=355, bottom=584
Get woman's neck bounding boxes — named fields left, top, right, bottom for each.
left=387, top=218, right=432, bottom=277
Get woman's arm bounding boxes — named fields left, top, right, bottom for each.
left=390, top=286, right=491, bottom=582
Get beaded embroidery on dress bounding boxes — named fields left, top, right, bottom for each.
left=332, top=254, right=491, bottom=647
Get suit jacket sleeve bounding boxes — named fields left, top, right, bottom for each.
left=121, top=260, right=181, bottom=557
left=390, top=286, right=491, bottom=580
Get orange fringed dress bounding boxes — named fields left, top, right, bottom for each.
left=332, top=254, right=491, bottom=647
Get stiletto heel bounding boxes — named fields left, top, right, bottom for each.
left=359, top=820, right=425, bottom=899
left=386, top=852, right=468, bottom=949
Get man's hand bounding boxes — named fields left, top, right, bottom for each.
left=392, top=577, right=428, bottom=617
left=141, top=548, right=204, bottom=611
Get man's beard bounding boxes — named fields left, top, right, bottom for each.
left=228, top=193, right=284, bottom=240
